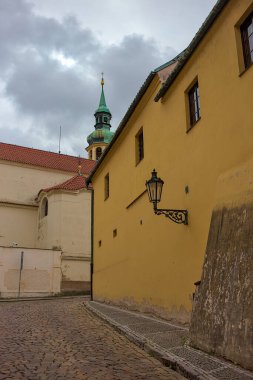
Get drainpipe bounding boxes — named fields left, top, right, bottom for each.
left=90, top=189, right=94, bottom=301
left=18, top=251, right=24, bottom=298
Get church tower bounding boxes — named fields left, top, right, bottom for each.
left=86, top=75, right=114, bottom=160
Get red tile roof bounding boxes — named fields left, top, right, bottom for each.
left=41, top=174, right=90, bottom=193
left=0, top=142, right=96, bottom=174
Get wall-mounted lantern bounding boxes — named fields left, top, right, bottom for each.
left=145, top=169, right=188, bottom=225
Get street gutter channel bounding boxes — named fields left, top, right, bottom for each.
left=85, top=301, right=253, bottom=380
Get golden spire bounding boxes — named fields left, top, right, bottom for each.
left=101, top=72, right=104, bottom=86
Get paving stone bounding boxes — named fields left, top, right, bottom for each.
left=0, top=298, right=184, bottom=380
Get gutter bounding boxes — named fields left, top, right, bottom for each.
left=154, top=0, right=230, bottom=102
left=90, top=188, right=94, bottom=300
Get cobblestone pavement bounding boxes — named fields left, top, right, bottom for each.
left=0, top=297, right=185, bottom=380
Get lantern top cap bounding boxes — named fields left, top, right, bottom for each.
left=149, top=168, right=164, bottom=184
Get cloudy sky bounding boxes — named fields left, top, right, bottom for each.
left=0, top=0, right=216, bottom=157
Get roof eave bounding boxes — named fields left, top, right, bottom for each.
left=154, top=0, right=230, bottom=102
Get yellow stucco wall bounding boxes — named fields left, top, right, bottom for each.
left=91, top=0, right=253, bottom=322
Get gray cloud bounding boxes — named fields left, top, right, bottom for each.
left=0, top=0, right=177, bottom=155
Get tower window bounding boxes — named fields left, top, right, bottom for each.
left=188, top=81, right=200, bottom=129
left=241, top=11, right=253, bottom=70
left=135, top=128, right=144, bottom=165
left=89, top=150, right=92, bottom=160
left=104, top=173, right=109, bottom=200
left=96, top=147, right=102, bottom=160
left=104, top=116, right=108, bottom=123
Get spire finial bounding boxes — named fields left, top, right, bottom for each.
left=101, top=72, right=104, bottom=86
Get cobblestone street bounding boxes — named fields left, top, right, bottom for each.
left=0, top=298, right=185, bottom=380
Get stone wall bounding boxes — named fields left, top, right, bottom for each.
left=190, top=160, right=253, bottom=370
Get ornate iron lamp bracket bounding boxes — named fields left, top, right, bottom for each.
left=154, top=205, right=188, bottom=225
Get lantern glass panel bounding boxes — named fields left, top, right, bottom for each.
left=146, top=169, right=164, bottom=203
left=156, top=181, right=163, bottom=203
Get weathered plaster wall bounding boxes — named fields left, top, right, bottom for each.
left=190, top=159, right=253, bottom=370
left=0, top=160, right=74, bottom=248
left=0, top=204, right=37, bottom=247
left=37, top=190, right=91, bottom=291
left=0, top=246, right=61, bottom=298
left=37, top=190, right=91, bottom=256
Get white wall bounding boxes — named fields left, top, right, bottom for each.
left=0, top=246, right=61, bottom=298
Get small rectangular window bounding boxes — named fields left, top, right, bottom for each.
left=104, top=173, right=109, bottom=200
left=135, top=128, right=144, bottom=164
left=188, top=82, right=200, bottom=129
left=113, top=229, right=117, bottom=238
left=241, top=11, right=253, bottom=69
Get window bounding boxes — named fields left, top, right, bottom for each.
left=104, top=116, right=108, bottom=123
left=96, top=147, right=102, bottom=160
left=135, top=128, right=144, bottom=164
left=241, top=11, right=253, bottom=69
left=104, top=173, right=109, bottom=200
left=89, top=150, right=92, bottom=160
left=41, top=197, right=48, bottom=218
left=113, top=229, right=117, bottom=238
left=188, top=82, right=201, bottom=128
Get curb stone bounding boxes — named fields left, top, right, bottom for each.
left=85, top=302, right=202, bottom=380
left=85, top=301, right=253, bottom=380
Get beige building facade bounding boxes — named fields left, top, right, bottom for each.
left=0, top=143, right=95, bottom=295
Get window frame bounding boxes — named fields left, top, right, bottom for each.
left=41, top=197, right=48, bottom=218
left=240, top=11, right=253, bottom=70
left=187, top=80, right=201, bottom=131
left=96, top=147, right=102, bottom=160
left=104, top=173, right=109, bottom=200
left=235, top=4, right=253, bottom=75
left=135, top=127, right=144, bottom=165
